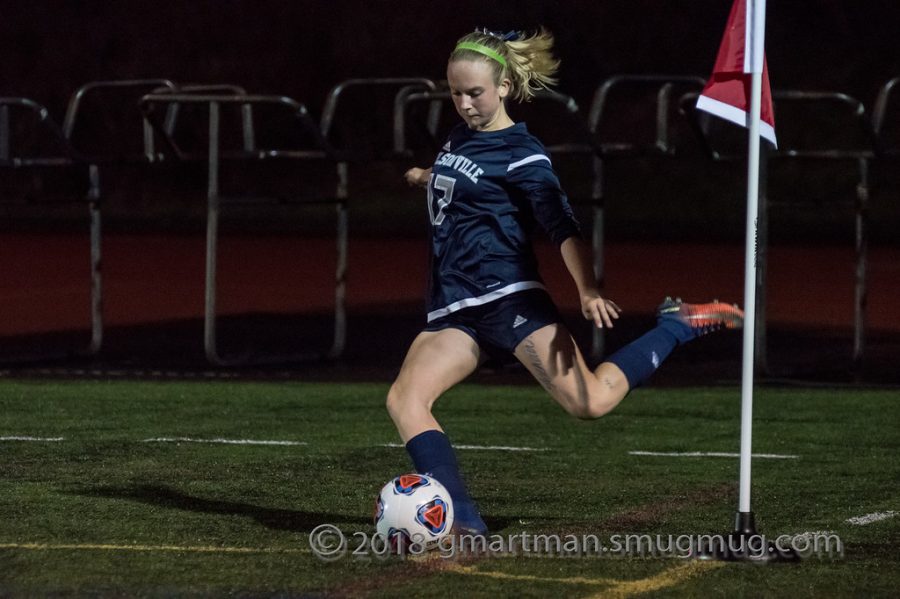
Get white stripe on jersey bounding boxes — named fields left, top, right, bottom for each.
left=507, top=154, right=551, bottom=172
left=426, top=281, right=546, bottom=322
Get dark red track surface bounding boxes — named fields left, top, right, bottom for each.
left=2, top=233, right=896, bottom=336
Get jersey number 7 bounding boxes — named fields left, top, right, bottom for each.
left=427, top=174, right=456, bottom=226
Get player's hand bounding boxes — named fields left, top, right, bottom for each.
left=404, top=167, right=431, bottom=188
left=581, top=292, right=621, bottom=329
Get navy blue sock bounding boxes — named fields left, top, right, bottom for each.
left=605, top=325, right=679, bottom=389
left=405, top=430, right=486, bottom=532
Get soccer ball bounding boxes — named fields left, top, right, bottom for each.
left=374, top=473, right=454, bottom=552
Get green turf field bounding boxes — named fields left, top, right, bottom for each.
left=1, top=379, right=898, bottom=597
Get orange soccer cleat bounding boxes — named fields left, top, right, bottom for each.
left=656, top=296, right=744, bottom=343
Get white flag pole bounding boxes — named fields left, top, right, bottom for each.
left=738, top=0, right=767, bottom=516
left=692, top=0, right=798, bottom=562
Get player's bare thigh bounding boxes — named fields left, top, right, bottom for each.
left=513, top=323, right=629, bottom=419
left=387, top=328, right=482, bottom=439
left=394, top=328, right=481, bottom=392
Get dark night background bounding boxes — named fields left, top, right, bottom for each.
left=2, top=0, right=899, bottom=242
left=4, top=0, right=899, bottom=122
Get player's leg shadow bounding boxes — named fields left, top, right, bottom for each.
left=72, top=484, right=369, bottom=532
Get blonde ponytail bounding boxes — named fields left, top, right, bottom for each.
left=450, top=28, right=560, bottom=102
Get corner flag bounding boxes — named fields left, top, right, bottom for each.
left=688, top=1, right=801, bottom=562
left=696, top=0, right=777, bottom=147
left=703, top=0, right=787, bottom=549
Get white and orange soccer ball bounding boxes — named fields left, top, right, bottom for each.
left=374, top=473, right=454, bottom=551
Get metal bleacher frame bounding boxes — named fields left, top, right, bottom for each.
left=873, top=77, right=900, bottom=157
left=6, top=74, right=897, bottom=374
left=582, top=75, right=707, bottom=358
left=139, top=88, right=346, bottom=365
left=321, top=78, right=439, bottom=156
left=304, top=78, right=440, bottom=356
left=0, top=96, right=100, bottom=360
left=318, top=78, right=439, bottom=262
left=1, top=79, right=178, bottom=362
left=682, top=90, right=878, bottom=374
left=3, top=77, right=441, bottom=367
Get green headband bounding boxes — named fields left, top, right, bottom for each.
left=454, top=41, right=507, bottom=68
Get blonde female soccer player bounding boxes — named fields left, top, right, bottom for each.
left=388, top=28, right=743, bottom=535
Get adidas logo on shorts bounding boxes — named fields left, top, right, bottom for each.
left=513, top=314, right=528, bottom=329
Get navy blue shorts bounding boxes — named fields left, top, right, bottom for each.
left=424, top=289, right=561, bottom=361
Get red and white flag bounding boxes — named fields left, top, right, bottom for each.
left=696, top=0, right=777, bottom=147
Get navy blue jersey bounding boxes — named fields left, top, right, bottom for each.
left=426, top=122, right=581, bottom=322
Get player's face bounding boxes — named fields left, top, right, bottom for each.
left=447, top=59, right=511, bottom=131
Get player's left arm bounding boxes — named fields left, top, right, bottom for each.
left=559, top=236, right=621, bottom=329
left=509, top=154, right=621, bottom=328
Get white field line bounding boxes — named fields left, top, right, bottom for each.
left=379, top=442, right=549, bottom=452
left=0, top=436, right=65, bottom=442
left=22, top=368, right=241, bottom=379
left=0, top=541, right=309, bottom=554
left=629, top=450, right=799, bottom=460
left=846, top=511, right=898, bottom=526
left=142, top=437, right=307, bottom=446
left=790, top=530, right=837, bottom=542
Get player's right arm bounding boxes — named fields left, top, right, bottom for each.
left=404, top=167, right=432, bottom=188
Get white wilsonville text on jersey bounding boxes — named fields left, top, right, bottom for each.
left=433, top=152, right=484, bottom=184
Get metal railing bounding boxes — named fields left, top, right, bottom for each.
left=140, top=92, right=346, bottom=365
left=873, top=76, right=900, bottom=157
left=63, top=79, right=178, bottom=162
left=320, top=77, right=437, bottom=154
left=394, top=89, right=451, bottom=157
left=588, top=75, right=707, bottom=156
left=681, top=89, right=877, bottom=374
left=0, top=97, right=102, bottom=360
left=142, top=84, right=254, bottom=159
left=5, top=74, right=899, bottom=378
left=584, top=75, right=706, bottom=358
